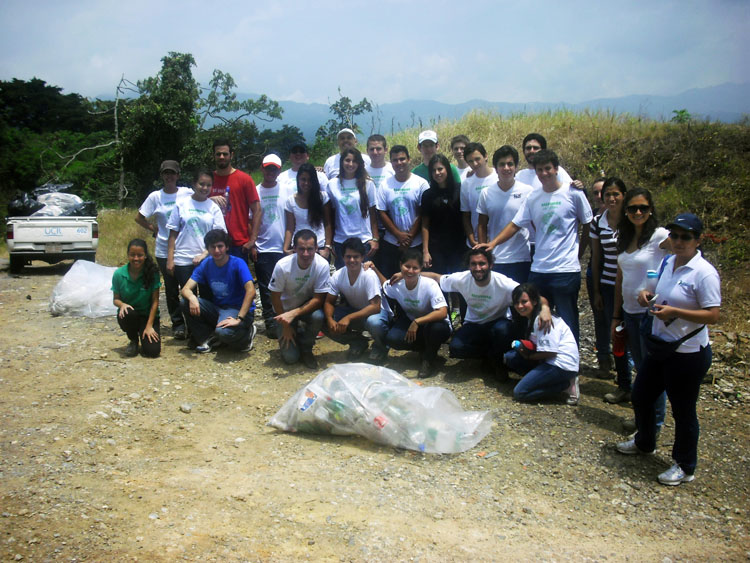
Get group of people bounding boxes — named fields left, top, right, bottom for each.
left=111, top=128, right=721, bottom=486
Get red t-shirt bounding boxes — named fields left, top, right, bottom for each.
left=211, top=169, right=259, bottom=247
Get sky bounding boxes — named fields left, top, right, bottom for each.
left=1, top=0, right=748, bottom=105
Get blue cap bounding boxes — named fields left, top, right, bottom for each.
left=666, top=213, right=703, bottom=235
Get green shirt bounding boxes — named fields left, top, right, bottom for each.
left=412, top=162, right=461, bottom=185
left=111, top=264, right=161, bottom=317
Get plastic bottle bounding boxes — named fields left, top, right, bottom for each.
left=224, top=186, right=231, bottom=214
left=645, top=270, right=659, bottom=294
left=612, top=322, right=627, bottom=357
left=511, top=340, right=522, bottom=351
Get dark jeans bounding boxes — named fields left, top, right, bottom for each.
left=624, top=311, right=666, bottom=427
left=253, top=252, right=285, bottom=329
left=366, top=309, right=450, bottom=362
left=117, top=308, right=161, bottom=357
left=492, top=261, right=531, bottom=284
left=632, top=345, right=712, bottom=474
left=586, top=263, right=609, bottom=364
left=504, top=349, right=577, bottom=402
left=180, top=297, right=252, bottom=350
left=376, top=240, right=421, bottom=279
left=324, top=305, right=371, bottom=348
left=449, top=317, right=516, bottom=361
left=599, top=283, right=631, bottom=389
left=528, top=271, right=581, bottom=344
left=156, top=257, right=184, bottom=331
left=276, top=310, right=325, bottom=364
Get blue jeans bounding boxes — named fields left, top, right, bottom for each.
left=624, top=311, right=667, bottom=427
left=492, top=262, right=531, bottom=284
left=449, top=317, right=516, bottom=361
left=528, top=271, right=581, bottom=344
left=324, top=305, right=370, bottom=348
left=504, top=349, right=577, bottom=402
left=253, top=252, right=285, bottom=329
left=366, top=309, right=450, bottom=361
left=180, top=298, right=252, bottom=350
left=632, top=345, right=712, bottom=474
left=276, top=309, right=324, bottom=364
left=586, top=263, right=609, bottom=364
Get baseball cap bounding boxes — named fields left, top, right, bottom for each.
left=418, top=130, right=438, bottom=145
left=337, top=128, right=356, bottom=139
left=160, top=160, right=180, bottom=174
left=666, top=213, right=703, bottom=235
left=262, top=154, right=282, bottom=169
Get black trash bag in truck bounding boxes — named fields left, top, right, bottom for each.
left=7, top=192, right=44, bottom=216
left=62, top=201, right=98, bottom=217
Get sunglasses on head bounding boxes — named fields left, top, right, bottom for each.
left=668, top=232, right=696, bottom=241
left=626, top=204, right=651, bottom=214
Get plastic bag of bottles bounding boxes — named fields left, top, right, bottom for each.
left=268, top=363, right=492, bottom=454
left=49, top=260, right=117, bottom=318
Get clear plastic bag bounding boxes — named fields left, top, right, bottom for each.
left=268, top=363, right=492, bottom=454
left=49, top=260, right=117, bottom=318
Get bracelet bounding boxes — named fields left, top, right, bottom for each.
left=237, top=315, right=244, bottom=322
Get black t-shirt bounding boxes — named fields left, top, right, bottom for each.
left=421, top=185, right=465, bottom=249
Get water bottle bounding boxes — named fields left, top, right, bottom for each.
left=224, top=186, right=231, bottom=214
left=645, top=270, right=659, bottom=294
left=612, top=323, right=627, bottom=358
left=511, top=340, right=522, bottom=351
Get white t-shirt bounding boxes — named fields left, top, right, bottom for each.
left=284, top=191, right=330, bottom=249
left=381, top=276, right=449, bottom=327
left=328, top=266, right=381, bottom=310
left=277, top=168, right=329, bottom=194
left=515, top=165, right=573, bottom=190
left=324, top=153, right=372, bottom=179
left=457, top=165, right=471, bottom=182
left=166, top=198, right=226, bottom=266
left=651, top=251, right=721, bottom=353
left=531, top=315, right=579, bottom=372
left=268, top=253, right=331, bottom=311
left=477, top=180, right=533, bottom=264
left=511, top=183, right=593, bottom=273
left=376, top=174, right=429, bottom=246
left=460, top=171, right=498, bottom=247
left=253, top=182, right=292, bottom=254
left=327, top=178, right=377, bottom=243
left=618, top=227, right=670, bottom=314
left=138, top=186, right=193, bottom=258
left=439, top=270, right=518, bottom=324
left=365, top=162, right=395, bottom=190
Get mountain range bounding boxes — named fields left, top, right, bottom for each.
left=239, top=82, right=749, bottom=142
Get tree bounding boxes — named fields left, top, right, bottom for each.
left=315, top=88, right=373, bottom=142
left=197, top=70, right=282, bottom=129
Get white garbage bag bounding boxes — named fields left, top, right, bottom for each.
left=268, top=363, right=492, bottom=454
left=49, top=260, right=117, bottom=318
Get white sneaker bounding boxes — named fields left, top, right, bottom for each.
left=616, top=438, right=654, bottom=455
left=566, top=376, right=580, bottom=405
left=658, top=463, right=695, bottom=486
left=242, top=325, right=257, bottom=353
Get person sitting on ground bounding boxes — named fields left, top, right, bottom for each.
left=269, top=229, right=330, bottom=368
left=180, top=229, right=257, bottom=354
left=505, top=283, right=580, bottom=404
left=366, top=248, right=451, bottom=378
left=112, top=239, right=161, bottom=358
left=323, top=237, right=382, bottom=360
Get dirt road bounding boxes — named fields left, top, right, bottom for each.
left=1, top=262, right=748, bottom=561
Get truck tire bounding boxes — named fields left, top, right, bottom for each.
left=9, top=255, right=25, bottom=274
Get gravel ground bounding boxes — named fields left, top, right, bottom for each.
left=1, top=262, right=749, bottom=561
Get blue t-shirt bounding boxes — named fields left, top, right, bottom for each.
left=191, top=255, right=255, bottom=310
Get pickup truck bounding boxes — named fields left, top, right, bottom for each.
left=6, top=216, right=98, bottom=273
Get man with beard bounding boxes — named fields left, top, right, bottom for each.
left=210, top=138, right=261, bottom=260
left=420, top=248, right=551, bottom=379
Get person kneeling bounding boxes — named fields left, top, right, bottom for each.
left=324, top=238, right=382, bottom=360
left=181, top=229, right=257, bottom=353
left=366, top=248, right=451, bottom=378
left=505, top=283, right=580, bottom=405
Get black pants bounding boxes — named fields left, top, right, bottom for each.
left=117, top=308, right=161, bottom=357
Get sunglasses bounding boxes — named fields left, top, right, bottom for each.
left=626, top=204, right=651, bottom=214
left=668, top=232, right=696, bottom=242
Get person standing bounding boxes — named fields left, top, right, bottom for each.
left=412, top=130, right=461, bottom=184
left=323, top=128, right=372, bottom=179
left=450, top=134, right=471, bottom=181
left=617, top=213, right=720, bottom=486
left=135, top=160, right=193, bottom=339
left=277, top=142, right=329, bottom=193
left=460, top=142, right=498, bottom=250
left=210, top=138, right=261, bottom=259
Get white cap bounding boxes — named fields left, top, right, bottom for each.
left=337, top=128, right=356, bottom=139
left=418, top=130, right=438, bottom=144
left=262, top=154, right=282, bottom=168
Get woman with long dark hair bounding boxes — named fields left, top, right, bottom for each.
left=283, top=162, right=333, bottom=260
left=327, top=148, right=379, bottom=268
left=111, top=239, right=161, bottom=357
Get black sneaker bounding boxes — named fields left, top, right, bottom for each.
left=241, top=325, right=257, bottom=353
left=173, top=327, right=187, bottom=340
left=125, top=339, right=139, bottom=357
left=300, top=349, right=319, bottom=370
left=417, top=359, right=434, bottom=378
